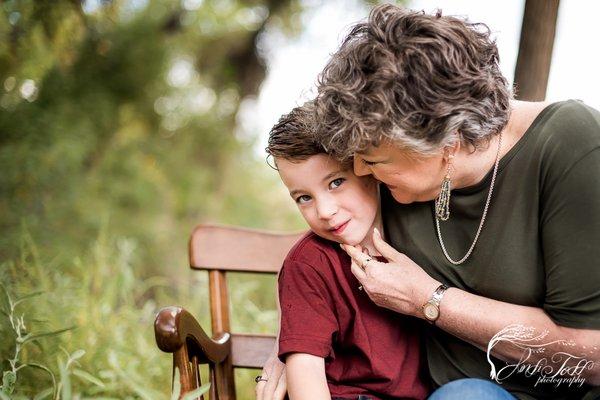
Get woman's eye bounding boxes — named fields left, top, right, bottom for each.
left=329, top=178, right=345, bottom=189
left=296, top=195, right=311, bottom=204
left=362, top=159, right=377, bottom=166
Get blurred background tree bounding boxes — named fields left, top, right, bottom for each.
left=0, top=0, right=373, bottom=397
left=0, top=0, right=311, bottom=271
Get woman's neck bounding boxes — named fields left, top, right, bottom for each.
left=452, top=134, right=503, bottom=189
left=452, top=100, right=548, bottom=190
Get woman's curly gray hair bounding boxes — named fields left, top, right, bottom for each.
left=315, top=4, right=512, bottom=159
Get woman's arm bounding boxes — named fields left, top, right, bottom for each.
left=437, top=287, right=600, bottom=385
left=256, top=280, right=287, bottom=400
left=286, top=353, right=330, bottom=400
left=344, top=229, right=600, bottom=384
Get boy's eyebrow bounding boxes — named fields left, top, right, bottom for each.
left=322, top=169, right=345, bottom=182
left=287, top=169, right=345, bottom=198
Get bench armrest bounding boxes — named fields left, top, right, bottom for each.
left=154, top=306, right=231, bottom=364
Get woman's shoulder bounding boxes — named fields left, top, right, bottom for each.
left=524, top=100, right=600, bottom=167
left=534, top=100, right=600, bottom=145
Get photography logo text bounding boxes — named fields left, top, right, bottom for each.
left=486, top=324, right=596, bottom=388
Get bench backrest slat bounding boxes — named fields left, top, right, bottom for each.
left=189, top=224, right=305, bottom=273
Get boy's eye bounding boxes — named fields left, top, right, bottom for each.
left=296, top=195, right=311, bottom=204
left=329, top=178, right=345, bottom=189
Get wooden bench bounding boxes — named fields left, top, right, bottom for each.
left=154, top=224, right=305, bottom=399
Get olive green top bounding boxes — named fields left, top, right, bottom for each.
left=381, top=100, right=600, bottom=400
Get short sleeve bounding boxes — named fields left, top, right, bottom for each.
left=541, top=147, right=600, bottom=328
left=277, top=259, right=338, bottom=361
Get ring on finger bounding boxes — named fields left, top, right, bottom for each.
left=361, top=257, right=373, bottom=269
left=255, top=375, right=268, bottom=383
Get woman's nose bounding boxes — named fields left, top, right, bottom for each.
left=353, top=156, right=371, bottom=177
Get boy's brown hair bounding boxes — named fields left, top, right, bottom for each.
left=265, top=101, right=325, bottom=166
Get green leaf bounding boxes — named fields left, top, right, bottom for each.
left=2, top=371, right=16, bottom=395
left=171, top=368, right=181, bottom=400
left=181, top=383, right=211, bottom=400
left=13, top=291, right=45, bottom=307
left=33, top=387, right=53, bottom=400
left=0, top=283, right=12, bottom=307
left=59, top=362, right=72, bottom=400
left=69, top=349, right=86, bottom=362
left=72, top=368, right=105, bottom=388
left=26, top=363, right=57, bottom=399
left=169, top=368, right=209, bottom=400
left=18, top=326, right=75, bottom=344
left=24, top=363, right=54, bottom=377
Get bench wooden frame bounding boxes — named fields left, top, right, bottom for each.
left=154, top=224, right=305, bottom=399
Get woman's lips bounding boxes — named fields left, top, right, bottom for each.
left=330, top=220, right=350, bottom=235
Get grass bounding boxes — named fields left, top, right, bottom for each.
left=0, top=222, right=282, bottom=399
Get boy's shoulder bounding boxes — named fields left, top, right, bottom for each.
left=284, top=231, right=343, bottom=270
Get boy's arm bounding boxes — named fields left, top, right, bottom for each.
left=286, top=353, right=330, bottom=400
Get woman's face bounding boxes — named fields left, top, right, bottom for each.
left=353, top=141, right=447, bottom=204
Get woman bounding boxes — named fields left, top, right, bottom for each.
left=256, top=5, right=600, bottom=400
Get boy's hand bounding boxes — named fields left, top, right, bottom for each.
left=255, top=351, right=287, bottom=400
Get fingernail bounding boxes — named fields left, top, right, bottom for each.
left=374, top=227, right=380, bottom=237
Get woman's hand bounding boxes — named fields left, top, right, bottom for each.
left=342, top=228, right=440, bottom=317
left=255, top=350, right=287, bottom=400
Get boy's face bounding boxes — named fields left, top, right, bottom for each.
left=277, top=154, right=379, bottom=246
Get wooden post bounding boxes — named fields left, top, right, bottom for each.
left=191, top=355, right=204, bottom=400
left=513, top=0, right=560, bottom=101
left=209, top=270, right=236, bottom=400
left=174, top=345, right=195, bottom=397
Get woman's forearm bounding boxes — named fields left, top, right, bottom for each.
left=437, top=288, right=600, bottom=384
left=344, top=236, right=600, bottom=385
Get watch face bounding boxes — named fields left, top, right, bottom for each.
left=423, top=303, right=439, bottom=321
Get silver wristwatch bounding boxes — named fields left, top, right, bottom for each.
left=422, top=284, right=449, bottom=324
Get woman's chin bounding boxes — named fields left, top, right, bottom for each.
left=390, top=190, right=415, bottom=204
left=390, top=188, right=435, bottom=204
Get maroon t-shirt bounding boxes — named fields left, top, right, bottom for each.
left=278, top=232, right=429, bottom=400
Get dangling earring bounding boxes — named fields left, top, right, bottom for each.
left=435, top=155, right=453, bottom=221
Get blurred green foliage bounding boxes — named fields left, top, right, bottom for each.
left=0, top=0, right=308, bottom=269
left=0, top=0, right=317, bottom=397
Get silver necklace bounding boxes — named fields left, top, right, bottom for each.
left=435, top=132, right=503, bottom=265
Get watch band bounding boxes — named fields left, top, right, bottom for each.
left=422, top=284, right=449, bottom=324
left=431, top=284, right=449, bottom=306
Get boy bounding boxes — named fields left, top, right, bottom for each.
left=265, top=102, right=428, bottom=400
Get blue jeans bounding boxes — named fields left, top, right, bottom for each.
left=429, top=378, right=515, bottom=400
